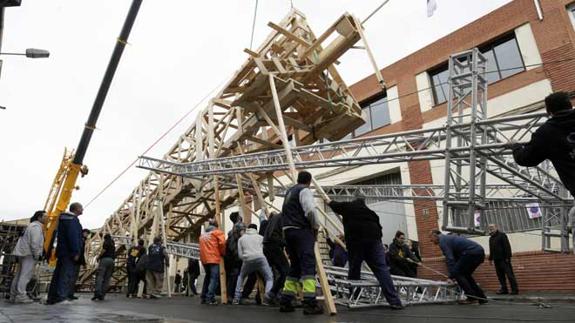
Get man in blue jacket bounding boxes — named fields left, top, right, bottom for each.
left=46, top=202, right=84, bottom=305
left=431, top=230, right=487, bottom=304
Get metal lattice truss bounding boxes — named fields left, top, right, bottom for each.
left=138, top=111, right=566, bottom=204
left=325, top=266, right=460, bottom=308
left=79, top=9, right=373, bottom=288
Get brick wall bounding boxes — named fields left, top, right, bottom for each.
left=346, top=0, right=575, bottom=291
left=418, top=251, right=575, bottom=292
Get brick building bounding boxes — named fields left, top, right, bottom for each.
left=322, top=0, right=575, bottom=292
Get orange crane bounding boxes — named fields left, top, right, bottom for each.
left=43, top=0, right=143, bottom=261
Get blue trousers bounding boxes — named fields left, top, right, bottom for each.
left=281, top=228, right=317, bottom=305
left=348, top=240, right=402, bottom=306
left=453, top=253, right=487, bottom=301
left=47, top=256, right=76, bottom=303
left=201, top=264, right=219, bottom=302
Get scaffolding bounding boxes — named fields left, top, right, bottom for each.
left=78, top=10, right=573, bottom=310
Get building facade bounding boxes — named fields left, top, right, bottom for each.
left=328, top=0, right=575, bottom=291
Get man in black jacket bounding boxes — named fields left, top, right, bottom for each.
left=263, top=212, right=289, bottom=302
left=511, top=91, right=575, bottom=198
left=328, top=192, right=403, bottom=309
left=488, top=224, right=518, bottom=295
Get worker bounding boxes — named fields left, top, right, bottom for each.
left=224, top=221, right=245, bottom=302
left=327, top=193, right=404, bottom=310
left=92, top=234, right=116, bottom=301
left=263, top=212, right=288, bottom=304
left=232, top=223, right=274, bottom=305
left=174, top=270, right=182, bottom=293
left=389, top=230, right=420, bottom=278
left=144, top=236, right=169, bottom=299
left=488, top=224, right=518, bottom=295
left=68, top=228, right=90, bottom=301
left=279, top=171, right=323, bottom=315
left=326, top=234, right=348, bottom=267
left=199, top=219, right=226, bottom=305
left=430, top=230, right=487, bottom=304
left=46, top=202, right=84, bottom=305
left=10, top=210, right=46, bottom=304
left=184, top=258, right=200, bottom=296
left=126, top=239, right=146, bottom=298
left=511, top=91, right=575, bottom=197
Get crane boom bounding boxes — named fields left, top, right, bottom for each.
left=43, top=0, right=143, bottom=257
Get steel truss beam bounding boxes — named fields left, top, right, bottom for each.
left=324, top=265, right=461, bottom=308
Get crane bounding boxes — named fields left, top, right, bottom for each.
left=42, top=0, right=143, bottom=261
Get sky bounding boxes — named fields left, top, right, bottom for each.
left=0, top=0, right=513, bottom=229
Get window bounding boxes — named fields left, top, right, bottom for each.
left=568, top=3, right=575, bottom=29
left=429, top=33, right=526, bottom=106
left=353, top=95, right=391, bottom=137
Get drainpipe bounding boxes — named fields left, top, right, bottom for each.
left=534, top=0, right=543, bottom=21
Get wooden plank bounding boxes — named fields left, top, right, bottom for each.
left=268, top=21, right=311, bottom=47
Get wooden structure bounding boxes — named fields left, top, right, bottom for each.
left=79, top=9, right=376, bottom=313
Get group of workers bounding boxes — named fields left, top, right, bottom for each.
left=4, top=91, right=574, bottom=311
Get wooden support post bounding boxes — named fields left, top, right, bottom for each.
left=209, top=101, right=228, bottom=304
left=354, top=16, right=385, bottom=89
left=158, top=200, right=172, bottom=298
left=268, top=74, right=336, bottom=315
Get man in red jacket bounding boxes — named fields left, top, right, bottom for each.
left=199, top=219, right=226, bottom=305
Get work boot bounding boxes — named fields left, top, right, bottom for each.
left=302, top=302, right=324, bottom=315
left=496, top=290, right=508, bottom=295
left=279, top=301, right=295, bottom=313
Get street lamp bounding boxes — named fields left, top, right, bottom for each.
left=0, top=48, right=49, bottom=58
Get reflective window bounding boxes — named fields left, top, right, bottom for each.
left=429, top=33, right=525, bottom=106
left=354, top=94, right=391, bottom=137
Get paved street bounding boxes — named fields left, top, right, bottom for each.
left=1, top=295, right=574, bottom=323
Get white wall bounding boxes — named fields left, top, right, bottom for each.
left=416, top=72, right=434, bottom=113
left=515, top=23, right=542, bottom=70
left=387, top=85, right=402, bottom=124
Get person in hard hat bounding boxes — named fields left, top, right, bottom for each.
left=278, top=171, right=323, bottom=315
left=10, top=210, right=46, bottom=304
left=431, top=230, right=487, bottom=305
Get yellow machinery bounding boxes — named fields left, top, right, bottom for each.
left=42, top=0, right=143, bottom=263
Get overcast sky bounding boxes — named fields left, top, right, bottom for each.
left=0, top=0, right=513, bottom=229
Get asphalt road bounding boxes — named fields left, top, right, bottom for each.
left=1, top=294, right=574, bottom=323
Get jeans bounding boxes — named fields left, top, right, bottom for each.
left=94, top=257, right=115, bottom=298
left=453, top=253, right=487, bottom=301
left=494, top=259, right=518, bottom=293
left=264, top=243, right=289, bottom=296
left=10, top=255, right=36, bottom=302
left=47, top=256, right=76, bottom=303
left=201, top=264, right=219, bottom=302
left=233, top=257, right=273, bottom=300
left=348, top=240, right=402, bottom=306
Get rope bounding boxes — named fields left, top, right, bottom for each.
left=362, top=0, right=391, bottom=24
left=85, top=79, right=226, bottom=208
left=249, top=0, right=259, bottom=50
